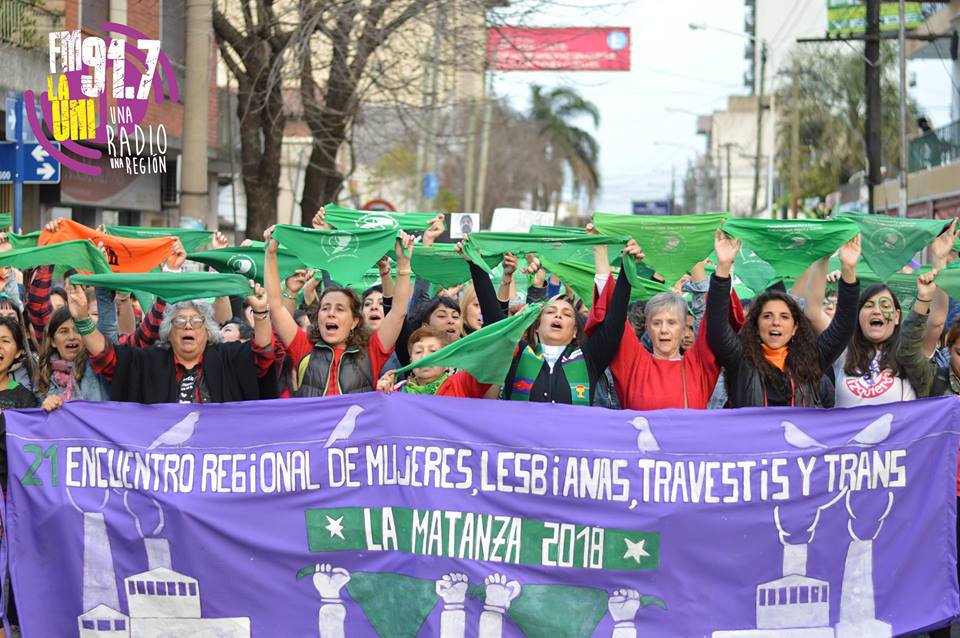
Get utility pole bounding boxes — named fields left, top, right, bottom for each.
left=180, top=0, right=212, bottom=227
left=751, top=41, right=767, bottom=217
left=670, top=164, right=676, bottom=213
left=865, top=0, right=882, bottom=214
left=475, top=70, right=494, bottom=222
left=897, top=0, right=908, bottom=217
left=791, top=60, right=800, bottom=219
left=421, top=4, right=445, bottom=210
left=721, top=142, right=735, bottom=213
left=463, top=99, right=479, bottom=213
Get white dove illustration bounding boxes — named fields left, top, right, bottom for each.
left=848, top=413, right=893, bottom=446
left=631, top=416, right=660, bottom=453
left=147, top=411, right=200, bottom=450
left=781, top=420, right=827, bottom=450
left=324, top=405, right=365, bottom=448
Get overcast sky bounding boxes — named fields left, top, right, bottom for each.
left=494, top=0, right=954, bottom=214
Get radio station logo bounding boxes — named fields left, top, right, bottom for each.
left=25, top=23, right=179, bottom=177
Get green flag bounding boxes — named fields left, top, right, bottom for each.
left=0, top=240, right=111, bottom=274
left=412, top=243, right=499, bottom=288
left=347, top=572, right=437, bottom=638
left=105, top=225, right=214, bottom=253
left=397, top=302, right=543, bottom=384
left=272, top=224, right=397, bottom=286
left=592, top=212, right=726, bottom=285
left=528, top=225, right=587, bottom=237
left=542, top=257, right=670, bottom=307
left=508, top=585, right=609, bottom=638
left=188, top=246, right=305, bottom=285
left=322, top=203, right=435, bottom=232
left=70, top=272, right=254, bottom=304
left=837, top=211, right=947, bottom=280
left=722, top=217, right=859, bottom=279
left=5, top=231, right=40, bottom=251
left=462, top=231, right=627, bottom=274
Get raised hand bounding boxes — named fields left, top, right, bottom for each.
left=263, top=224, right=278, bottom=253
left=65, top=280, right=90, bottom=320
left=623, top=238, right=645, bottom=262
left=713, top=228, right=741, bottom=270
left=285, top=269, right=312, bottom=295
left=245, top=282, right=268, bottom=313
left=396, top=231, right=414, bottom=268
left=436, top=572, right=469, bottom=604
left=312, top=207, right=332, bottom=230
left=931, top=218, right=959, bottom=265
left=376, top=370, right=397, bottom=394
left=210, top=231, right=230, bottom=250
left=166, top=239, right=187, bottom=271
left=502, top=252, right=518, bottom=278
left=483, top=573, right=521, bottom=612
left=608, top=588, right=641, bottom=622
left=44, top=218, right=66, bottom=233
left=312, top=563, right=351, bottom=598
left=838, top=233, right=862, bottom=274
left=424, top=213, right=445, bottom=246
left=916, top=268, right=938, bottom=302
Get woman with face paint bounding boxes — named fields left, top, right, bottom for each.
left=799, top=220, right=958, bottom=408
left=706, top=229, right=862, bottom=408
left=461, top=241, right=638, bottom=406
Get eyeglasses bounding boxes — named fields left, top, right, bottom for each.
left=172, top=316, right=205, bottom=329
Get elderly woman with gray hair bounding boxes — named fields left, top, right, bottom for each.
left=587, top=238, right=745, bottom=410
left=68, top=280, right=277, bottom=403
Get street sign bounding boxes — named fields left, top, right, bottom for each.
left=422, top=173, right=440, bottom=199
left=632, top=200, right=672, bottom=215
left=0, top=141, right=61, bottom=184
left=23, top=142, right=60, bottom=183
left=6, top=92, right=39, bottom=144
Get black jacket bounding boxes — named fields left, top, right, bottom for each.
left=706, top=273, right=859, bottom=408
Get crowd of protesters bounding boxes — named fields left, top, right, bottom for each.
left=0, top=209, right=959, bottom=636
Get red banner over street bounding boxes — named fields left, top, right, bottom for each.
left=487, top=27, right=631, bottom=72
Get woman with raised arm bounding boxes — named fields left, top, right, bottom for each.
left=706, top=229, right=861, bottom=408
left=264, top=227, right=414, bottom=397
left=463, top=242, right=638, bottom=406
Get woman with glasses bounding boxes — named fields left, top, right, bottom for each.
left=66, top=280, right=277, bottom=403
left=797, top=220, right=958, bottom=408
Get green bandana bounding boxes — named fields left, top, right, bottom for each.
left=272, top=224, right=397, bottom=286
left=322, top=203, right=435, bottom=232
left=511, top=344, right=591, bottom=406
left=70, top=271, right=254, bottom=304
left=528, top=225, right=587, bottom=237
left=105, top=226, right=214, bottom=253
left=540, top=257, right=669, bottom=308
left=0, top=240, right=111, bottom=274
left=733, top=245, right=781, bottom=292
left=400, top=372, right=450, bottom=395
left=411, top=243, right=499, bottom=288
left=592, top=212, right=726, bottom=286
left=188, top=246, right=305, bottom=285
left=5, top=231, right=40, bottom=250
left=722, top=217, right=859, bottom=279
left=396, top=302, right=543, bottom=384
left=838, top=211, right=947, bottom=280
left=462, top=232, right=627, bottom=274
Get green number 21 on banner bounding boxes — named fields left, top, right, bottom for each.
left=20, top=444, right=58, bottom=487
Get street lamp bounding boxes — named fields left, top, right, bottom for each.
left=689, top=22, right=768, bottom=218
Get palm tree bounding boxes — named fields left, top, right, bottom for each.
left=528, top=85, right=601, bottom=211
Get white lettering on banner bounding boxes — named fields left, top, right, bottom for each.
left=60, top=444, right=909, bottom=503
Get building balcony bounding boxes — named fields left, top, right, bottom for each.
left=0, top=0, right=63, bottom=49
left=909, top=119, right=960, bottom=172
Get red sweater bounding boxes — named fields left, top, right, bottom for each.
left=586, top=275, right=744, bottom=410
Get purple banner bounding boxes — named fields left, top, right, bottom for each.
left=3, top=394, right=959, bottom=637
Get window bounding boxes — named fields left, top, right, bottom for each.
left=81, top=0, right=110, bottom=33
left=188, top=582, right=197, bottom=596
left=811, top=587, right=819, bottom=603
left=96, top=620, right=111, bottom=631
left=115, top=620, right=126, bottom=630
left=778, top=587, right=787, bottom=605
left=127, top=581, right=136, bottom=595
left=757, top=589, right=765, bottom=606
left=789, top=586, right=798, bottom=604
left=799, top=587, right=809, bottom=604
left=160, top=0, right=186, bottom=66
left=82, top=620, right=94, bottom=630
left=168, top=581, right=177, bottom=595
left=146, top=581, right=155, bottom=595
left=136, top=581, right=146, bottom=595
left=178, top=582, right=187, bottom=596
left=157, top=582, right=167, bottom=595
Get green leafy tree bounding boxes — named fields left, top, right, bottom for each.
left=528, top=85, right=601, bottom=211
left=775, top=44, right=923, bottom=204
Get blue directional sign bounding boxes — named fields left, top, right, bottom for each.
left=0, top=141, right=60, bottom=184
left=423, top=173, right=440, bottom=199
left=632, top=200, right=672, bottom=215
left=6, top=92, right=39, bottom=144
